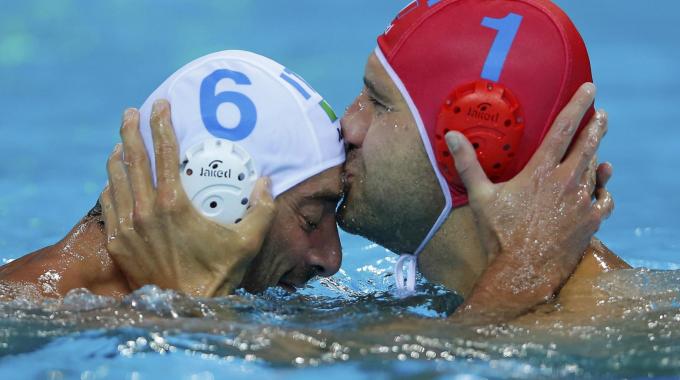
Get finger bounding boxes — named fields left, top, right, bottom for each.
left=579, top=155, right=598, bottom=197
left=150, top=99, right=181, bottom=193
left=593, top=187, right=614, bottom=221
left=99, top=185, right=118, bottom=243
left=445, top=132, right=493, bottom=201
left=562, top=109, right=608, bottom=180
left=529, top=83, right=596, bottom=170
left=107, top=143, right=134, bottom=227
left=234, top=177, right=276, bottom=255
left=120, top=108, right=155, bottom=213
left=595, top=162, right=613, bottom=189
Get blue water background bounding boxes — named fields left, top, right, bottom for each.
left=1, top=1, right=679, bottom=379
left=1, top=1, right=679, bottom=265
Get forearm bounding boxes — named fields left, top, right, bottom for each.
left=451, top=241, right=594, bottom=324
left=450, top=258, right=558, bottom=324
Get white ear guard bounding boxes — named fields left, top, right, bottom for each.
left=180, top=138, right=258, bottom=225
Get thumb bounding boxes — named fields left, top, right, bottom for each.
left=234, top=177, right=277, bottom=255
left=445, top=131, right=493, bottom=201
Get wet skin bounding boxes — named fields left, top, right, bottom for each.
left=337, top=53, right=629, bottom=316
left=240, top=166, right=343, bottom=294
left=0, top=101, right=342, bottom=297
left=0, top=165, right=344, bottom=299
left=1, top=51, right=624, bottom=323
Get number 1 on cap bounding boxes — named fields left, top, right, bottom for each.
left=480, top=13, right=523, bottom=82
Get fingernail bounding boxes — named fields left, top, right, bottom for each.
left=151, top=100, right=162, bottom=116
left=583, top=82, right=596, bottom=95
left=153, top=99, right=169, bottom=112
left=113, top=143, right=122, bottom=153
left=445, top=132, right=460, bottom=152
left=596, top=110, right=607, bottom=126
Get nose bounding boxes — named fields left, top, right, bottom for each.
left=308, top=249, right=341, bottom=278
left=306, top=220, right=342, bottom=277
left=340, top=94, right=371, bottom=149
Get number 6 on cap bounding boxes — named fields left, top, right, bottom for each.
left=200, top=69, right=258, bottom=141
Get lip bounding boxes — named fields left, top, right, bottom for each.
left=344, top=171, right=354, bottom=183
left=276, top=268, right=299, bottom=293
left=343, top=152, right=360, bottom=182
left=343, top=162, right=357, bottom=182
left=277, top=281, right=297, bottom=293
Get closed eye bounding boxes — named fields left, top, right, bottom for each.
left=306, top=219, right=318, bottom=231
left=367, top=93, right=387, bottom=109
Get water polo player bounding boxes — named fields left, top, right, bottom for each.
left=101, top=0, right=624, bottom=322
left=337, top=0, right=627, bottom=318
left=0, top=51, right=347, bottom=298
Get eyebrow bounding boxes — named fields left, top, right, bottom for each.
left=306, top=189, right=344, bottom=204
left=363, top=76, right=392, bottom=105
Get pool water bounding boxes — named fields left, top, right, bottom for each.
left=1, top=1, right=679, bottom=379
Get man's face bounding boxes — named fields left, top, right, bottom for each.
left=337, top=53, right=445, bottom=254
left=240, top=166, right=344, bottom=293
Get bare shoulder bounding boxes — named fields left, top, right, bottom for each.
left=0, top=242, right=79, bottom=300
left=512, top=239, right=631, bottom=326
left=571, top=238, right=631, bottom=277
left=556, top=238, right=630, bottom=307
left=0, top=217, right=131, bottom=299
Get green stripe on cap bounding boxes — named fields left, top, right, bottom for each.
left=319, top=99, right=338, bottom=122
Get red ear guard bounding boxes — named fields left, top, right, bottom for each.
left=378, top=0, right=594, bottom=208
left=434, top=80, right=525, bottom=190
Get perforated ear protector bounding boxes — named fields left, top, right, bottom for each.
left=434, top=80, right=525, bottom=190
left=180, top=138, right=258, bottom=225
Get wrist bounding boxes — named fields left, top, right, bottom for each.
left=456, top=249, right=559, bottom=321
left=177, top=269, right=225, bottom=298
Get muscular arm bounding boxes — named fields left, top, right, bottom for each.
left=2, top=102, right=275, bottom=301
left=0, top=216, right=131, bottom=300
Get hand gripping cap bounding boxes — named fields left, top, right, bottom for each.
left=137, top=50, right=346, bottom=225
left=378, top=0, right=594, bottom=207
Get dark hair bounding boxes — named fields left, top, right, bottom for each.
left=86, top=199, right=105, bottom=226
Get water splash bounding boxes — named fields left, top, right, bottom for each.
left=0, top=261, right=679, bottom=379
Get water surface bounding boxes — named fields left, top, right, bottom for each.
left=1, top=1, right=679, bottom=378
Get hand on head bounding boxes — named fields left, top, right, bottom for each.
left=448, top=83, right=614, bottom=320
left=100, top=100, right=276, bottom=297
left=99, top=50, right=347, bottom=297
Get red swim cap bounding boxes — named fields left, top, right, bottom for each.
left=377, top=0, right=594, bottom=209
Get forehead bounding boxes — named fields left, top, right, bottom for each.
left=292, top=165, right=343, bottom=198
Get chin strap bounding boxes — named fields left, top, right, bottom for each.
left=375, top=47, right=454, bottom=296
left=395, top=254, right=417, bottom=294
left=393, top=205, right=451, bottom=295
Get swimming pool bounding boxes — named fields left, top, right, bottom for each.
left=1, top=1, right=679, bottom=378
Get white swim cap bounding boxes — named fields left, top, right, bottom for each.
left=138, top=50, right=345, bottom=211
